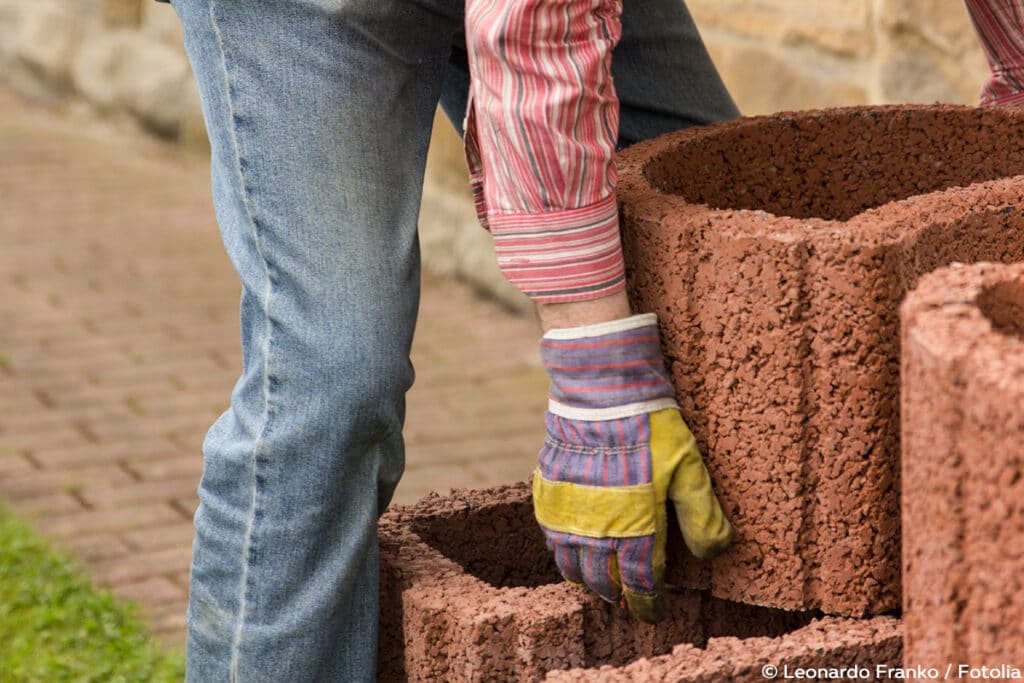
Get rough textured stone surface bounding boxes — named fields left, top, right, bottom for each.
left=103, top=0, right=143, bottom=27
left=548, top=615, right=902, bottom=682
left=876, top=46, right=961, bottom=105
left=901, top=262, right=1024, bottom=679
left=699, top=40, right=870, bottom=115
left=71, top=29, right=190, bottom=137
left=378, top=482, right=901, bottom=682
left=141, top=1, right=185, bottom=49
left=688, top=0, right=873, bottom=58
left=874, top=0, right=988, bottom=106
left=9, top=0, right=85, bottom=93
left=689, top=0, right=988, bottom=113
left=616, top=104, right=1024, bottom=616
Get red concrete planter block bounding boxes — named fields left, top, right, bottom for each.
left=377, top=483, right=901, bottom=682
left=549, top=615, right=901, bottom=682
left=901, top=262, right=1024, bottom=679
left=616, top=105, right=1024, bottom=615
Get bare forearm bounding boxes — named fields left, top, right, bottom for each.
left=535, top=289, right=632, bottom=334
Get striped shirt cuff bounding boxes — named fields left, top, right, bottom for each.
left=488, top=195, right=626, bottom=304
left=981, top=86, right=1024, bottom=107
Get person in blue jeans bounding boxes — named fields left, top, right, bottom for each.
left=166, top=0, right=738, bottom=679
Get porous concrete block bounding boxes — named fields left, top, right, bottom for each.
left=377, top=483, right=899, bottom=683
left=901, top=262, right=1024, bottom=679
left=616, top=105, right=1024, bottom=615
left=549, top=615, right=902, bottom=682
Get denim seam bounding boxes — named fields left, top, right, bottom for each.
left=207, top=3, right=279, bottom=680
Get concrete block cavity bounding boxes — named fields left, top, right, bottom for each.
left=377, top=483, right=901, bottom=682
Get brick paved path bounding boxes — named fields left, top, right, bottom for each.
left=0, top=87, right=547, bottom=649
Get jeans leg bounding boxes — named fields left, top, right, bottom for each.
left=613, top=0, right=739, bottom=144
left=438, top=38, right=471, bottom=137
left=172, top=0, right=461, bottom=680
left=438, top=0, right=739, bottom=145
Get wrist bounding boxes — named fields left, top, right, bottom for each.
left=535, top=290, right=632, bottom=334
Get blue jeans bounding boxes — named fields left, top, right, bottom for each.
left=173, top=0, right=737, bottom=680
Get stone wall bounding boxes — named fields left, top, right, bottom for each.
left=0, top=0, right=995, bottom=314
left=689, top=0, right=990, bottom=114
left=0, top=0, right=205, bottom=148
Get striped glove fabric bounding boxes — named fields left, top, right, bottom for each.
left=532, top=313, right=732, bottom=623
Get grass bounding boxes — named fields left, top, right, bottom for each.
left=0, top=505, right=185, bottom=682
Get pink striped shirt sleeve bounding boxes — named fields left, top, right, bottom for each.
left=463, top=0, right=626, bottom=303
left=966, top=0, right=1024, bottom=106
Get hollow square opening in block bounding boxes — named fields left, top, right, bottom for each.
left=411, top=496, right=719, bottom=591
left=645, top=108, right=1024, bottom=221
left=412, top=494, right=824, bottom=672
left=412, top=498, right=561, bottom=588
left=575, top=591, right=823, bottom=670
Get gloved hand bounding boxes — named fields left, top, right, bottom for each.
left=532, top=312, right=732, bottom=623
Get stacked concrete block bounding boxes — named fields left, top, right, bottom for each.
left=901, top=263, right=1024, bottom=680
left=549, top=616, right=902, bottom=682
left=616, top=105, right=1024, bottom=615
left=377, top=483, right=900, bottom=682
left=377, top=105, right=1024, bottom=678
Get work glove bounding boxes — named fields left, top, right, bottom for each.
left=532, top=313, right=732, bottom=623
